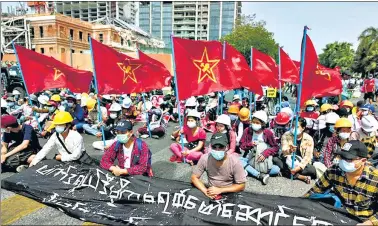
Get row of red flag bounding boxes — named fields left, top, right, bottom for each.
left=14, top=34, right=342, bottom=105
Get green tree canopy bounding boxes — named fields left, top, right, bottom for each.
left=353, top=27, right=378, bottom=75
left=318, top=42, right=355, bottom=71
left=220, top=14, right=279, bottom=64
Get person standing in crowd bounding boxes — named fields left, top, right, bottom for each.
left=191, top=132, right=246, bottom=199
left=363, top=74, right=375, bottom=105
left=1, top=115, right=41, bottom=172
left=239, top=111, right=280, bottom=185
left=170, top=110, right=206, bottom=165
left=304, top=140, right=378, bottom=226
left=100, top=120, right=153, bottom=177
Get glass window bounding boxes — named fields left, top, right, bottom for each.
left=39, top=26, right=44, bottom=38
left=209, top=2, right=220, bottom=40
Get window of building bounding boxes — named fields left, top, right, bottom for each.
left=71, top=49, right=75, bottom=53
left=70, top=29, right=74, bottom=39
left=99, top=34, right=103, bottom=43
left=39, top=26, right=44, bottom=38
left=49, top=47, right=53, bottom=53
left=121, top=38, right=124, bottom=46
left=79, top=31, right=83, bottom=41
left=30, top=27, right=35, bottom=39
left=40, top=48, right=45, bottom=54
left=47, top=25, right=53, bottom=34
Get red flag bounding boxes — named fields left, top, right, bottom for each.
left=172, top=37, right=241, bottom=100
left=15, top=45, right=93, bottom=94
left=225, top=43, right=263, bottom=95
left=91, top=38, right=168, bottom=94
left=137, top=50, right=172, bottom=88
left=251, top=48, right=279, bottom=88
left=279, top=48, right=299, bottom=84
left=300, top=35, right=342, bottom=105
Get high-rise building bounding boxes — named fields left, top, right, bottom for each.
left=139, top=1, right=242, bottom=46
left=45, top=1, right=137, bottom=25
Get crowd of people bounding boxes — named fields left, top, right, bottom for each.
left=1, top=80, right=378, bottom=225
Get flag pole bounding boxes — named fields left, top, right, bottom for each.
left=136, top=49, right=152, bottom=138
left=251, top=47, right=257, bottom=113
left=278, top=46, right=282, bottom=112
left=11, top=42, right=42, bottom=132
left=89, top=37, right=106, bottom=147
left=291, top=26, right=308, bottom=180
left=219, top=41, right=226, bottom=115
left=249, top=47, right=253, bottom=119
left=170, top=34, right=186, bottom=163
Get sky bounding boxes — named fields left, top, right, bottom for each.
left=242, top=2, right=378, bottom=60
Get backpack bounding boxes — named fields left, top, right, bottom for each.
left=115, top=138, right=153, bottom=177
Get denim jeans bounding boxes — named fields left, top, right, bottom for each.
left=240, top=157, right=280, bottom=177
left=83, top=124, right=100, bottom=136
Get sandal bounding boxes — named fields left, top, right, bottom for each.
left=305, top=176, right=311, bottom=184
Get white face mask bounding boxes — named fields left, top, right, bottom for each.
left=55, top=125, right=66, bottom=134
left=110, top=113, right=118, bottom=119
left=251, top=123, right=262, bottom=131
left=291, top=128, right=303, bottom=135
left=338, top=132, right=350, bottom=140
left=187, top=121, right=197, bottom=129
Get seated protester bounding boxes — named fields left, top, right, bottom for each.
left=65, top=95, right=85, bottom=132
left=272, top=112, right=292, bottom=144
left=239, top=111, right=280, bottom=185
left=281, top=96, right=291, bottom=108
left=231, top=94, right=242, bottom=109
left=6, top=96, right=18, bottom=113
left=191, top=132, right=246, bottom=199
left=121, top=97, right=139, bottom=122
left=100, top=120, right=153, bottom=177
left=82, top=98, right=107, bottom=138
left=228, top=104, right=240, bottom=130
left=38, top=100, right=60, bottom=138
left=206, top=114, right=236, bottom=154
left=277, top=118, right=317, bottom=184
left=1, top=115, right=41, bottom=172
left=130, top=93, right=138, bottom=106
left=138, top=107, right=166, bottom=139
left=101, top=95, right=113, bottom=115
left=196, top=96, right=206, bottom=112
left=350, top=115, right=378, bottom=159
left=354, top=100, right=364, bottom=119
left=241, top=97, right=249, bottom=109
left=339, top=100, right=360, bottom=132
left=160, top=94, right=174, bottom=118
left=169, top=110, right=206, bottom=165
left=50, top=94, right=64, bottom=112
left=304, top=140, right=378, bottom=225
left=170, top=94, right=180, bottom=123
left=313, top=112, right=340, bottom=163
left=320, top=103, right=333, bottom=116
left=11, top=96, right=39, bottom=130
left=92, top=103, right=122, bottom=151
left=29, top=112, right=95, bottom=166
left=36, top=95, right=50, bottom=126
left=235, top=108, right=251, bottom=149
left=300, top=99, right=320, bottom=120
left=1, top=98, right=10, bottom=115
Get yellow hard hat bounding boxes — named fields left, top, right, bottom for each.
left=334, top=118, right=352, bottom=128
left=305, top=99, right=317, bottom=106
left=81, top=92, right=89, bottom=98
left=86, top=98, right=97, bottom=112
left=228, top=104, right=240, bottom=114
left=238, top=108, right=250, bottom=122
left=320, top=104, right=332, bottom=113
left=130, top=93, right=137, bottom=97
left=340, top=100, right=353, bottom=108
left=53, top=111, right=73, bottom=125
left=51, top=94, right=61, bottom=102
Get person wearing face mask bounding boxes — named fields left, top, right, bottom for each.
left=191, top=132, right=246, bottom=199
left=339, top=100, right=360, bottom=132
left=363, top=74, right=375, bottom=105
left=205, top=114, right=236, bottom=154
left=300, top=100, right=320, bottom=120
left=227, top=104, right=240, bottom=131
left=138, top=106, right=166, bottom=139
left=82, top=98, right=107, bottom=138
left=1, top=115, right=41, bottom=172
left=323, top=118, right=352, bottom=168
left=239, top=111, right=280, bottom=185
left=30, top=112, right=95, bottom=167
left=235, top=108, right=251, bottom=151
left=304, top=140, right=378, bottom=226
left=278, top=118, right=317, bottom=184
left=37, top=100, right=60, bottom=138
left=273, top=112, right=292, bottom=144
left=100, top=120, right=153, bottom=177
left=350, top=115, right=378, bottom=159
left=170, top=110, right=206, bottom=165
left=121, top=97, right=139, bottom=123
left=65, top=95, right=85, bottom=132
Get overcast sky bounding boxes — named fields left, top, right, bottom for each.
left=242, top=2, right=378, bottom=60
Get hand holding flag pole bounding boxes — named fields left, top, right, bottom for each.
left=89, top=37, right=106, bottom=147
left=12, top=41, right=42, bottom=132
left=171, top=34, right=186, bottom=163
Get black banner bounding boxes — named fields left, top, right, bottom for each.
left=2, top=160, right=360, bottom=225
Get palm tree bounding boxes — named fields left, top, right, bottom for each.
left=355, top=27, right=378, bottom=74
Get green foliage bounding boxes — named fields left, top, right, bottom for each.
left=353, top=27, right=378, bottom=74
left=220, top=14, right=280, bottom=64
left=318, top=42, right=355, bottom=71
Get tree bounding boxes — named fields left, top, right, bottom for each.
left=353, top=27, right=378, bottom=75
left=318, top=42, right=355, bottom=71
left=220, top=14, right=279, bottom=64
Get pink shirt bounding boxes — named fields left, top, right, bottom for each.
left=183, top=126, right=207, bottom=143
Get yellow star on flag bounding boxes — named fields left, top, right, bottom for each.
left=117, top=60, right=142, bottom=84
left=193, top=47, right=220, bottom=83
left=53, top=68, right=65, bottom=81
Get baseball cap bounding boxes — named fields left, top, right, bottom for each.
left=1, top=115, right=19, bottom=128
left=210, top=132, right=229, bottom=147
left=336, top=140, right=368, bottom=160
left=115, top=120, right=133, bottom=132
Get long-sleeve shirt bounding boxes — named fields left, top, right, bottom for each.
left=323, top=136, right=342, bottom=168
left=239, top=128, right=279, bottom=158
left=100, top=138, right=150, bottom=176
left=304, top=165, right=378, bottom=225
left=281, top=131, right=314, bottom=170
left=31, top=130, right=85, bottom=165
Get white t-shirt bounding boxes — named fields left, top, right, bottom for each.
left=123, top=143, right=134, bottom=169
left=252, top=132, right=264, bottom=144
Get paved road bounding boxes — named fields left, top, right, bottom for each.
left=1, top=120, right=314, bottom=225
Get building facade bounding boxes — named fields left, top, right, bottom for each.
left=43, top=1, right=137, bottom=25
left=139, top=1, right=242, bottom=46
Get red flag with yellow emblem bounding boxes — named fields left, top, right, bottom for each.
left=91, top=38, right=168, bottom=94
left=172, top=37, right=241, bottom=100
left=14, top=44, right=93, bottom=94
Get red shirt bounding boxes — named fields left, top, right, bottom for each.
left=183, top=126, right=207, bottom=143
left=364, top=79, right=375, bottom=93
left=300, top=111, right=320, bottom=119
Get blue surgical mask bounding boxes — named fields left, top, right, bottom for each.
left=210, top=150, right=226, bottom=161
left=229, top=114, right=238, bottom=122
left=306, top=106, right=315, bottom=112
left=117, top=134, right=130, bottom=144
left=328, top=125, right=335, bottom=133
left=55, top=125, right=66, bottom=134
left=339, top=159, right=358, bottom=173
